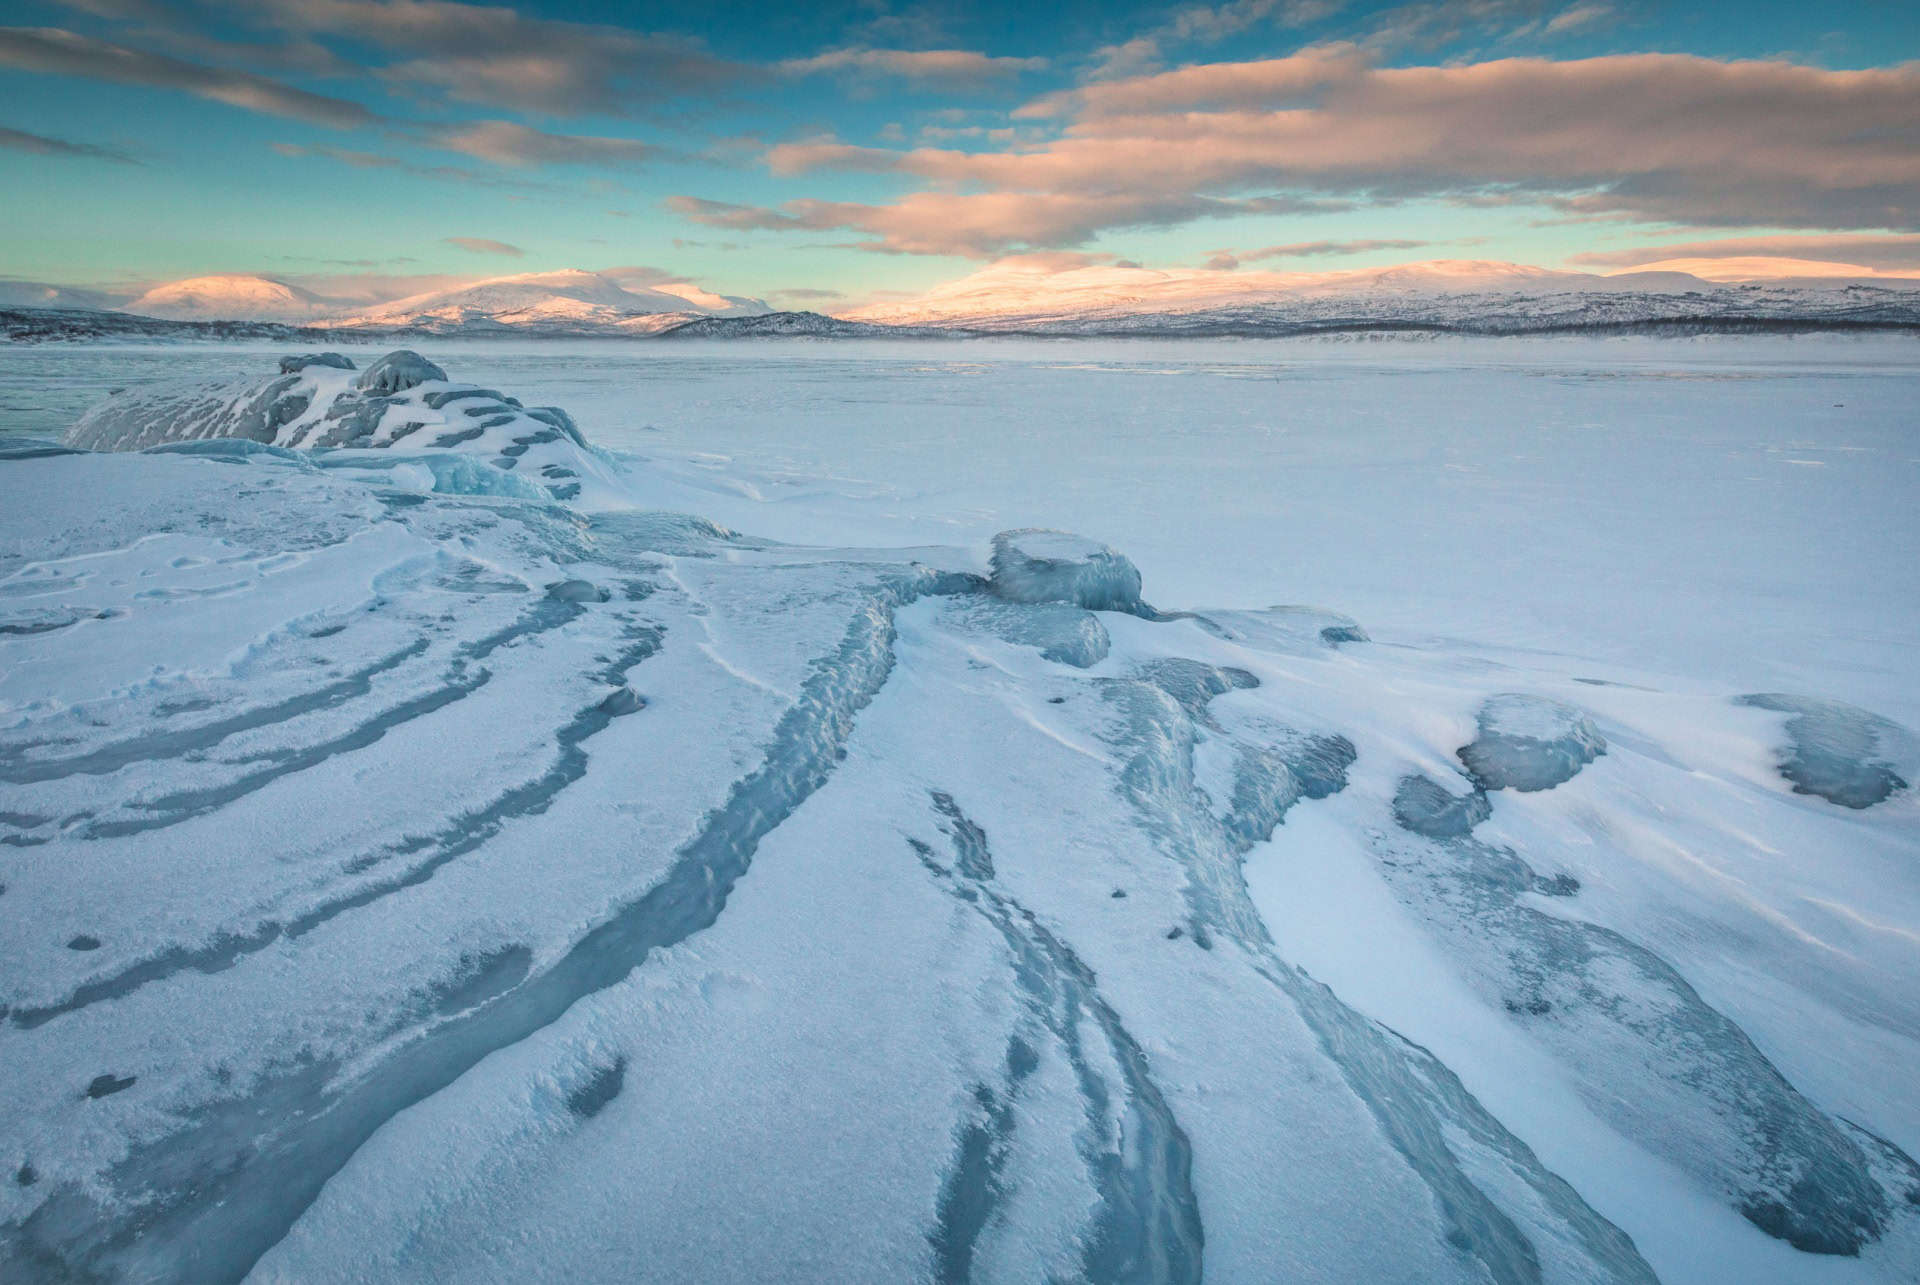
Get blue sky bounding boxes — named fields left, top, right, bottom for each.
left=3, top=0, right=1918, bottom=306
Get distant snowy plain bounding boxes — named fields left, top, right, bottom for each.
left=0, top=336, right=1916, bottom=1283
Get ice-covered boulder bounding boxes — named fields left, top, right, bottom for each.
left=354, top=350, right=445, bottom=394
left=67, top=350, right=617, bottom=504
left=279, top=353, right=356, bottom=374
left=1737, top=694, right=1912, bottom=808
left=988, top=529, right=1144, bottom=613
left=1458, top=694, right=1606, bottom=792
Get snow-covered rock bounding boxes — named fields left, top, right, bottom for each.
left=66, top=350, right=620, bottom=503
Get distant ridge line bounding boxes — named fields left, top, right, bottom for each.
left=6, top=306, right=1920, bottom=345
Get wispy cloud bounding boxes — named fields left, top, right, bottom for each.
left=443, top=236, right=523, bottom=256
left=0, top=123, right=135, bottom=162
left=781, top=47, right=1047, bottom=83
left=1208, top=238, right=1430, bottom=268
left=232, top=0, right=747, bottom=116
left=0, top=26, right=376, bottom=127
left=1569, top=233, right=1920, bottom=272
left=269, top=141, right=554, bottom=189
left=668, top=191, right=1341, bottom=258
left=424, top=119, right=657, bottom=167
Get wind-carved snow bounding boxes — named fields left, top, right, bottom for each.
left=65, top=349, right=623, bottom=503
left=3, top=352, right=1919, bottom=1284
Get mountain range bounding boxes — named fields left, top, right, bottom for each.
left=5, top=258, right=1920, bottom=340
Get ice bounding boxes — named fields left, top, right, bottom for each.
left=279, top=353, right=356, bottom=375
left=1459, top=694, right=1608, bottom=792
left=65, top=349, right=623, bottom=504
left=1737, top=694, right=1913, bottom=809
left=3, top=338, right=1918, bottom=1284
left=352, top=349, right=445, bottom=394
left=988, top=528, right=1145, bottom=614
left=1393, top=773, right=1494, bottom=838
left=949, top=598, right=1112, bottom=668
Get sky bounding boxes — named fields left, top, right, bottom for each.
left=2, top=0, right=1918, bottom=309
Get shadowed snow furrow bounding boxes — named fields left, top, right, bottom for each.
left=918, top=791, right=1205, bottom=1285
left=1, top=568, right=971, bottom=1284
left=9, top=620, right=660, bottom=1030
left=0, top=639, right=431, bottom=786
left=46, top=598, right=584, bottom=840
left=1105, top=661, right=1656, bottom=1284
left=0, top=595, right=585, bottom=799
left=1376, top=823, right=1910, bottom=1256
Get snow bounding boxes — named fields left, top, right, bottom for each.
left=124, top=275, right=333, bottom=322
left=1, top=335, right=1917, bottom=1283
left=845, top=256, right=1920, bottom=328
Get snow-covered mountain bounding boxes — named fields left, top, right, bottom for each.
left=329, top=270, right=772, bottom=335
left=846, top=257, right=1920, bottom=332
left=123, top=275, right=336, bottom=322
left=0, top=280, right=121, bottom=311
left=102, top=269, right=773, bottom=334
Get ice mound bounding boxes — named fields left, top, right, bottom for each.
left=1459, top=694, right=1606, bottom=792
left=279, top=353, right=355, bottom=374
left=1393, top=774, right=1493, bottom=838
left=353, top=350, right=445, bottom=394
left=988, top=529, right=1144, bottom=613
left=1737, top=694, right=1913, bottom=808
left=66, top=350, right=617, bottom=504
left=949, top=599, right=1111, bottom=668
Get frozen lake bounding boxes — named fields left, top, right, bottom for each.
left=7, top=335, right=1917, bottom=712
left=4, top=335, right=1918, bottom=1282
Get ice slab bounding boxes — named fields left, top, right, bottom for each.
left=1738, top=694, right=1913, bottom=809
left=1459, top=694, right=1607, bottom=792
left=988, top=528, right=1145, bottom=614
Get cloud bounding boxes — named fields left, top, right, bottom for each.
left=771, top=287, right=845, bottom=301
left=1242, top=238, right=1430, bottom=259
left=0, top=123, right=135, bottom=162
left=669, top=190, right=1326, bottom=257
left=753, top=49, right=1920, bottom=254
left=232, top=0, right=745, bottom=116
left=444, top=236, right=523, bottom=256
left=0, top=26, right=377, bottom=126
left=1568, top=233, right=1920, bottom=272
left=269, top=140, right=554, bottom=189
left=780, top=47, right=1047, bottom=83
left=424, top=120, right=656, bottom=167
left=1206, top=238, right=1429, bottom=268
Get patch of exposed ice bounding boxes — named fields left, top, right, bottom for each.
left=1460, top=694, right=1607, bottom=792
left=988, top=529, right=1145, bottom=614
